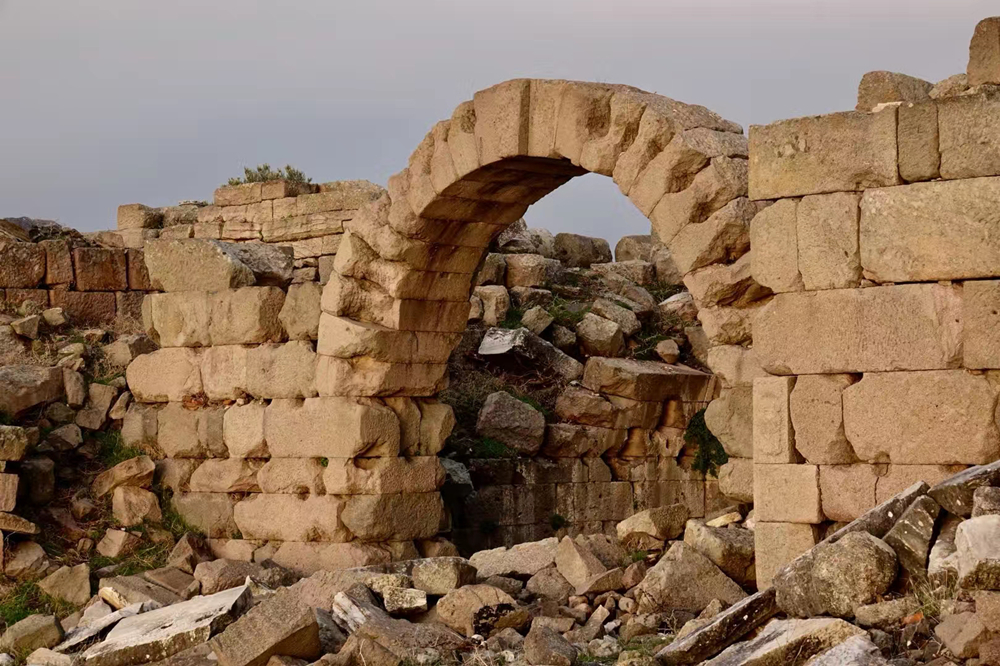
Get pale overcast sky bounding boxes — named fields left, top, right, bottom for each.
left=0, top=1, right=994, bottom=246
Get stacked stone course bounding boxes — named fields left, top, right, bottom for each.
left=748, top=20, right=1000, bottom=587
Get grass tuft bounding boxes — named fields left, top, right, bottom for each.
left=96, top=430, right=143, bottom=468
left=0, top=581, right=75, bottom=628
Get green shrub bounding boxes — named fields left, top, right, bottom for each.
left=499, top=306, right=525, bottom=330
left=471, top=437, right=517, bottom=459
left=227, top=164, right=311, bottom=186
left=686, top=408, right=728, bottom=478
left=550, top=513, right=569, bottom=531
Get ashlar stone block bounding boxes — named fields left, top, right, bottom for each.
left=753, top=464, right=823, bottom=524
left=263, top=397, right=400, bottom=458
left=963, top=279, right=1000, bottom=369
left=754, top=522, right=819, bottom=589
left=790, top=374, right=857, bottom=464
left=796, top=192, right=861, bottom=290
left=819, top=464, right=878, bottom=523
left=749, top=199, right=801, bottom=293
left=753, top=377, right=797, bottom=464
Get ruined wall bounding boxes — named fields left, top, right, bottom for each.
left=747, top=44, right=1000, bottom=586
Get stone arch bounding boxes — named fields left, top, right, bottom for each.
left=315, top=78, right=754, bottom=399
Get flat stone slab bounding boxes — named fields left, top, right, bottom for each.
left=704, top=617, right=866, bottom=665
left=929, top=459, right=1000, bottom=517
left=82, top=585, right=251, bottom=666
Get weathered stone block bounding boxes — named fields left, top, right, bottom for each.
left=964, top=279, right=1000, bottom=369
left=144, top=240, right=254, bottom=292
left=898, top=101, right=940, bottom=182
left=844, top=370, right=999, bottom=465
left=323, top=457, right=443, bottom=495
left=796, top=192, right=861, bottom=290
left=49, top=291, right=116, bottom=325
left=279, top=282, right=321, bottom=341
left=39, top=240, right=73, bottom=286
left=718, top=457, right=753, bottom=503
left=73, top=248, right=128, bottom=291
left=861, top=177, right=1000, bottom=282
left=126, top=348, right=202, bottom=403
left=754, top=464, right=823, bottom=524
left=264, top=397, right=400, bottom=458
left=314, top=355, right=448, bottom=397
left=856, top=70, right=931, bottom=111
left=704, top=386, right=753, bottom=458
left=199, top=345, right=248, bottom=400
left=245, top=341, right=316, bottom=399
left=171, top=493, right=238, bottom=538
left=748, top=108, right=900, bottom=200
left=754, top=522, right=818, bottom=589
left=234, top=494, right=349, bottom=542
left=0, top=241, right=45, bottom=288
left=753, top=377, right=797, bottom=464
left=969, top=17, right=1000, bottom=86
left=753, top=284, right=962, bottom=375
left=582, top=357, right=711, bottom=402
left=749, top=199, right=801, bottom=293
left=189, top=459, right=262, bottom=493
left=819, top=464, right=878, bottom=522
left=341, top=492, right=444, bottom=541
left=256, top=459, right=325, bottom=495
left=790, top=374, right=856, bottom=464
left=157, top=404, right=226, bottom=458
left=223, top=402, right=268, bottom=458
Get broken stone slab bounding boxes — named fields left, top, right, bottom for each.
left=469, top=537, right=558, bottom=579
left=0, top=366, right=63, bottom=416
left=582, top=356, right=712, bottom=402
left=99, top=575, right=183, bottom=609
left=617, top=505, right=689, bottom=547
left=37, top=564, right=91, bottom=607
left=92, top=456, right=155, bottom=498
left=657, top=588, right=777, bottom=665
left=209, top=589, right=320, bottom=666
left=554, top=536, right=606, bottom=592
left=929, top=459, right=1000, bottom=517
left=407, top=557, right=477, bottom=595
left=633, top=542, right=746, bottom=614
left=956, top=514, right=1000, bottom=589
left=825, top=481, right=929, bottom=543
left=475, top=391, right=546, bottom=456
left=0, top=615, right=64, bottom=653
left=683, top=520, right=756, bottom=586
left=974, top=486, right=1000, bottom=517
left=82, top=586, right=251, bottom=666
left=0, top=512, right=40, bottom=534
left=477, top=327, right=583, bottom=381
left=25, top=647, right=72, bottom=666
left=142, top=567, right=200, bottom=600
left=193, top=559, right=297, bottom=595
left=703, top=617, right=866, bottom=665
left=55, top=603, right=146, bottom=654
left=935, top=611, right=990, bottom=659
left=382, top=587, right=428, bottom=615
left=883, top=495, right=940, bottom=580
left=806, top=634, right=888, bottom=665
left=853, top=597, right=920, bottom=630
left=166, top=533, right=214, bottom=574
left=929, top=514, right=963, bottom=586
left=436, top=584, right=528, bottom=638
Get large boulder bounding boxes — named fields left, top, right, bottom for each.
left=469, top=538, right=559, bottom=579
left=633, top=543, right=746, bottom=614
left=554, top=233, right=611, bottom=268
left=617, top=505, right=689, bottom=547
left=436, top=585, right=528, bottom=638
left=683, top=520, right=755, bottom=586
left=475, top=391, right=546, bottom=456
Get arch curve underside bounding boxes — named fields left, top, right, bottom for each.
left=317, top=78, right=753, bottom=398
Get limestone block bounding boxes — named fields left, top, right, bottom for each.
left=626, top=134, right=710, bottom=215
left=750, top=199, right=801, bottom=293
left=234, top=494, right=349, bottom=542
left=155, top=459, right=198, bottom=493
left=317, top=314, right=461, bottom=365
left=843, top=370, right=1000, bottom=465
left=553, top=233, right=612, bottom=268
left=718, top=458, right=754, bottom=503
left=575, top=313, right=624, bottom=357
left=256, top=459, right=325, bottom=495
left=209, top=288, right=285, bottom=346
left=754, top=464, right=823, bottom=524
left=49, top=291, right=116, bottom=325
left=754, top=522, right=818, bottom=589
left=877, top=464, right=966, bottom=504
left=580, top=90, right=649, bottom=175
left=703, top=386, right=753, bottom=458
left=122, top=403, right=159, bottom=451
left=706, top=345, right=768, bottom=388
left=223, top=402, right=269, bottom=458
left=968, top=17, right=1000, bottom=86
left=126, top=348, right=202, bottom=403
left=582, top=357, right=712, bottom=402
left=505, top=254, right=562, bottom=288
left=748, top=108, right=900, bottom=200
left=649, top=157, right=748, bottom=244
left=39, top=239, right=73, bottom=286
left=279, top=282, right=321, bottom=340
left=200, top=345, right=248, bottom=400
left=542, top=424, right=626, bottom=458
left=790, top=374, right=856, bottom=464
left=323, top=457, right=443, bottom=495
left=157, top=404, right=226, bottom=458
left=697, top=304, right=756, bottom=346
left=245, top=341, right=316, bottom=399
left=314, top=355, right=448, bottom=397
left=819, top=464, right=878, bottom=522
left=473, top=79, right=529, bottom=166
left=144, top=292, right=211, bottom=347
left=683, top=254, right=766, bottom=309
left=898, top=101, right=940, bottom=182
left=796, top=192, right=861, bottom=290
left=144, top=239, right=255, bottom=292
left=0, top=241, right=45, bottom=288
left=861, top=178, right=1000, bottom=282
left=73, top=248, right=128, bottom=291
left=172, top=493, right=238, bottom=538
left=669, top=198, right=755, bottom=275
left=322, top=273, right=470, bottom=333
left=190, top=459, right=262, bottom=493
left=416, top=400, right=456, bottom=456
left=753, top=284, right=963, bottom=375
left=753, top=377, right=797, bottom=464
left=965, top=279, right=1000, bottom=368
left=473, top=286, right=510, bottom=327
left=554, top=386, right=661, bottom=430
left=264, top=397, right=400, bottom=458
left=117, top=203, right=164, bottom=230
left=215, top=182, right=262, bottom=206
left=341, top=492, right=445, bottom=541
left=856, top=71, right=931, bottom=111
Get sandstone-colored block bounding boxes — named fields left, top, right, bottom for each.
left=415, top=400, right=456, bottom=456
left=718, top=457, right=754, bottom=503
left=753, top=284, right=962, bottom=375
left=796, top=192, right=861, bottom=290
left=581, top=357, right=712, bottom=402
left=223, top=402, right=269, bottom=458
left=705, top=344, right=768, bottom=388
left=669, top=198, right=755, bottom=276
left=861, top=178, right=1000, bottom=282
left=0, top=241, right=45, bottom=288
left=748, top=108, right=900, bottom=200
left=753, top=377, right=797, bottom=464
left=317, top=314, right=461, bottom=364
left=749, top=199, right=801, bottom=293
left=341, top=492, right=445, bottom=541
left=898, top=101, right=940, bottom=182
left=472, top=286, right=510, bottom=327
left=256, top=459, right=325, bottom=495
left=703, top=386, right=753, bottom=458
left=856, top=70, right=931, bottom=111
left=754, top=464, right=823, bottom=524
left=171, top=492, right=238, bottom=538
left=157, top=403, right=226, bottom=458
left=234, top=494, right=349, bottom=542
left=314, top=355, right=448, bottom=397
left=49, top=291, right=115, bottom=325
left=321, top=273, right=470, bottom=333
left=143, top=239, right=254, bottom=292
left=145, top=291, right=211, bottom=347
left=790, top=374, right=856, bottom=464
left=117, top=203, right=164, bottom=230
left=820, top=464, right=879, bottom=522
left=214, top=182, right=262, bottom=206
left=504, top=254, right=562, bottom=288
left=279, top=282, right=321, bottom=341
left=200, top=345, right=248, bottom=400
left=40, top=240, right=73, bottom=286
left=754, top=522, right=818, bottom=589
left=843, top=370, right=1000, bottom=465
left=968, top=17, right=1000, bottom=86
left=244, top=341, right=316, bottom=399
left=965, top=279, right=1000, bottom=369
left=73, top=248, right=128, bottom=291
left=697, top=304, right=756, bottom=346
left=322, top=457, right=443, bottom=495
left=875, top=464, right=966, bottom=504
left=126, top=248, right=152, bottom=290
left=649, top=157, right=748, bottom=243
left=264, top=397, right=400, bottom=458
left=473, top=79, right=529, bottom=166
left=189, top=459, right=262, bottom=493
left=126, top=348, right=202, bottom=402
left=209, top=287, right=285, bottom=346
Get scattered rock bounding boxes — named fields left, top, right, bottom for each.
left=617, top=505, right=689, bottom=547
left=0, top=615, right=63, bottom=653
left=703, top=617, right=865, bottom=666
left=634, top=543, right=746, bottom=613
left=209, top=590, right=321, bottom=666
left=525, top=624, right=578, bottom=666
left=92, top=455, right=155, bottom=498
left=436, top=585, right=528, bottom=638
left=37, top=564, right=90, bottom=607
left=476, top=391, right=546, bottom=456
left=657, top=589, right=778, bottom=665
left=97, top=530, right=142, bottom=559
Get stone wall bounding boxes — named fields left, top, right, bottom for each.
left=747, top=24, right=1000, bottom=587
